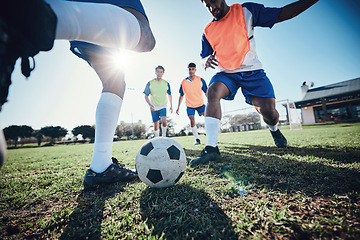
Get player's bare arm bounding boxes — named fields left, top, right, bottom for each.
left=276, top=0, right=319, bottom=23
left=176, top=95, right=184, bottom=115
left=145, top=95, right=155, bottom=111
left=168, top=94, right=173, bottom=113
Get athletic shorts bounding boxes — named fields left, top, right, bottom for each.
left=151, top=108, right=166, bottom=123
left=187, top=104, right=205, bottom=116
left=69, top=0, right=147, bottom=62
left=209, top=69, right=275, bottom=105
left=70, top=42, right=117, bottom=65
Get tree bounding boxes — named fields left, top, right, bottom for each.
left=40, top=126, right=68, bottom=145
left=72, top=125, right=95, bottom=142
left=163, top=117, right=175, bottom=136
left=33, top=130, right=43, bottom=146
left=116, top=122, right=147, bottom=140
left=133, top=123, right=146, bottom=139
left=227, top=113, right=261, bottom=131
left=3, top=125, right=33, bottom=147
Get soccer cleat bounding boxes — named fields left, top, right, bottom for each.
left=270, top=129, right=287, bottom=148
left=0, top=0, right=57, bottom=108
left=189, top=146, right=221, bottom=167
left=194, top=138, right=201, bottom=145
left=84, top=157, right=138, bottom=189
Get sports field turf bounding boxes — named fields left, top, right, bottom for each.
left=1, top=122, right=359, bottom=239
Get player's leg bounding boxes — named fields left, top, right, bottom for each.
left=0, top=0, right=57, bottom=169
left=83, top=54, right=137, bottom=189
left=153, top=120, right=160, bottom=138
left=189, top=115, right=200, bottom=145
left=44, top=0, right=154, bottom=52
left=240, top=70, right=287, bottom=148
left=160, top=109, right=167, bottom=137
left=187, top=107, right=200, bottom=144
left=0, top=124, right=6, bottom=169
left=251, top=96, right=287, bottom=147
left=190, top=81, right=230, bottom=167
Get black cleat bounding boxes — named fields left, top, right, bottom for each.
left=194, top=138, right=201, bottom=145
left=189, top=146, right=221, bottom=167
left=0, top=0, right=57, bottom=108
left=270, top=129, right=287, bottom=148
left=84, top=157, right=138, bottom=189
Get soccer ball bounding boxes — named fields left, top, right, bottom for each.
left=135, top=137, right=186, bottom=188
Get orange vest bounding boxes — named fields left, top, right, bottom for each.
left=204, top=4, right=250, bottom=70
left=181, top=76, right=204, bottom=108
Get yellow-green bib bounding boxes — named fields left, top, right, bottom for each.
left=150, top=79, right=168, bottom=107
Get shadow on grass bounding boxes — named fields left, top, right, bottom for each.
left=140, top=184, right=239, bottom=239
left=185, top=144, right=360, bottom=197
left=59, top=184, right=125, bottom=240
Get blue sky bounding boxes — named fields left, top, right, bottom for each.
left=1, top=0, right=360, bottom=133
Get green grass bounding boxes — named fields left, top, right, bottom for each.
left=1, top=122, right=359, bottom=239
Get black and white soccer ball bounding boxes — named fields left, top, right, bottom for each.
left=135, top=137, right=186, bottom=188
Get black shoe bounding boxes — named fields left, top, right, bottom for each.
left=84, top=157, right=138, bottom=189
left=0, top=0, right=57, bottom=108
left=189, top=146, right=221, bottom=167
left=270, top=129, right=287, bottom=148
left=194, top=138, right=201, bottom=145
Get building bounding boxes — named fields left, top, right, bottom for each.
left=295, top=78, right=360, bottom=124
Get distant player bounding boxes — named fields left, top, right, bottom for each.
left=0, top=0, right=156, bottom=189
left=176, top=63, right=208, bottom=145
left=190, top=0, right=319, bottom=167
left=144, top=65, right=173, bottom=137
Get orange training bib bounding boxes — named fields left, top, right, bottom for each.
left=204, top=4, right=250, bottom=70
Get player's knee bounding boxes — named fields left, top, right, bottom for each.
left=102, top=78, right=126, bottom=97
left=261, top=107, right=278, bottom=121
left=207, top=87, right=221, bottom=101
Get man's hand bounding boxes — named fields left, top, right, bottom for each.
left=204, top=51, right=218, bottom=70
left=149, top=104, right=155, bottom=111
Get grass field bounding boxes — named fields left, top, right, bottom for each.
left=1, top=122, right=359, bottom=239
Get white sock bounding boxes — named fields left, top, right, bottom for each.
left=161, top=126, right=167, bottom=137
left=192, top=126, right=199, bottom=139
left=267, top=122, right=279, bottom=132
left=154, top=129, right=160, bottom=137
left=45, top=0, right=140, bottom=49
left=90, top=92, right=122, bottom=173
left=205, top=117, right=220, bottom=147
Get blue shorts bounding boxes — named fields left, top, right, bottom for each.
left=209, top=69, right=275, bottom=105
left=187, top=104, right=205, bottom=116
left=69, top=42, right=117, bottom=65
left=151, top=108, right=166, bottom=122
left=69, top=0, right=147, bottom=62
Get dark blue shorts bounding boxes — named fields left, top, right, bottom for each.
left=187, top=104, right=205, bottom=116
left=69, top=0, right=147, bottom=62
left=209, top=69, right=275, bottom=105
left=151, top=108, right=166, bottom=122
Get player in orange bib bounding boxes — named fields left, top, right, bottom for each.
left=176, top=63, right=208, bottom=145
left=190, top=0, right=319, bottom=167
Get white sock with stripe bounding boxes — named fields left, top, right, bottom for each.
left=90, top=92, right=122, bottom=173
left=205, top=117, right=220, bottom=147
left=161, top=126, right=167, bottom=137
left=154, top=129, right=160, bottom=137
left=192, top=126, right=199, bottom=139
left=267, top=122, right=279, bottom=132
